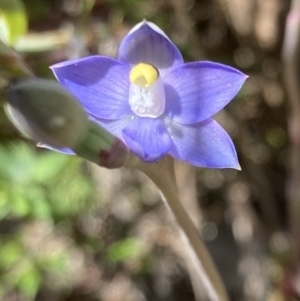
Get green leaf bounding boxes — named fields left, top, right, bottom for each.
left=33, top=152, right=70, bottom=183
left=0, top=186, right=10, bottom=219
left=38, top=253, right=68, bottom=273
left=11, top=186, right=30, bottom=217
left=0, top=144, right=36, bottom=183
left=17, top=267, right=41, bottom=299
left=108, top=238, right=142, bottom=263
left=0, top=0, right=27, bottom=44
left=27, top=187, right=52, bottom=218
left=0, top=241, right=23, bottom=268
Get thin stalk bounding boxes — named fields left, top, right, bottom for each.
left=126, top=155, right=229, bottom=301
left=282, top=0, right=300, bottom=268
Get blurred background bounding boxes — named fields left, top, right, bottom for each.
left=0, top=0, right=296, bottom=300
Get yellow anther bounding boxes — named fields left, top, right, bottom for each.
left=129, top=63, right=158, bottom=87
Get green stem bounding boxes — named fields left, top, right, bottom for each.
left=126, top=155, right=229, bottom=301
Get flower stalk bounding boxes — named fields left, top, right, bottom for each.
left=282, top=0, right=300, bottom=290
left=126, top=155, right=229, bottom=301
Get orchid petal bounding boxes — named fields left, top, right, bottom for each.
left=51, top=56, right=131, bottom=120
left=167, top=118, right=240, bottom=169
left=164, top=61, right=247, bottom=124
left=122, top=117, right=171, bottom=162
left=118, top=21, right=183, bottom=78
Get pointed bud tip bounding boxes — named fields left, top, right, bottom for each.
left=5, top=78, right=88, bottom=148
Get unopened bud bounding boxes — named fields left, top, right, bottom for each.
left=5, top=78, right=88, bottom=148
left=5, top=77, right=130, bottom=168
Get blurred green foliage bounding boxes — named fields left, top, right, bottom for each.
left=0, top=143, right=93, bottom=299
left=0, top=0, right=27, bottom=45
left=107, top=237, right=142, bottom=263
left=0, top=144, right=92, bottom=219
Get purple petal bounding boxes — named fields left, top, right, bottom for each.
left=118, top=21, right=184, bottom=78
left=166, top=118, right=240, bottom=169
left=51, top=56, right=131, bottom=120
left=164, top=61, right=247, bottom=124
left=122, top=117, right=171, bottom=162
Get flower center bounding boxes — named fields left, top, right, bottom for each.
left=129, top=63, right=165, bottom=118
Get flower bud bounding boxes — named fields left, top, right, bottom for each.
left=5, top=78, right=88, bottom=148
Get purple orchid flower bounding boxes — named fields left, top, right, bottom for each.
left=49, top=21, right=247, bottom=169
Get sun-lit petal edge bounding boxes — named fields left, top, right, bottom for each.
left=164, top=61, right=248, bottom=124
left=37, top=143, right=75, bottom=155
left=51, top=55, right=132, bottom=120
left=118, top=22, right=183, bottom=77
left=127, top=20, right=173, bottom=41
left=166, top=118, right=240, bottom=169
